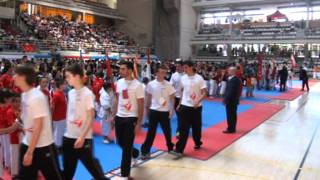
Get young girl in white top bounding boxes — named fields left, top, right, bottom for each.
left=64, top=63, right=108, bottom=180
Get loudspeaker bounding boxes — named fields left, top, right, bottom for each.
left=163, top=0, right=179, bottom=13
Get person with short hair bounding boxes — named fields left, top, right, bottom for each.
left=223, top=67, right=241, bottom=134
left=141, top=65, right=175, bottom=159
left=38, top=77, right=50, bottom=102
left=5, top=93, right=22, bottom=179
left=13, top=65, right=63, bottom=180
left=279, top=64, right=288, bottom=92
left=0, top=89, right=21, bottom=179
left=169, top=61, right=183, bottom=138
left=63, top=63, right=108, bottom=180
left=300, top=66, right=309, bottom=91
left=98, top=82, right=115, bottom=144
left=173, top=60, right=207, bottom=157
left=113, top=60, right=144, bottom=179
left=51, top=78, right=67, bottom=150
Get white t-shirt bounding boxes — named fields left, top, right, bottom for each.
left=65, top=86, right=95, bottom=139
left=170, top=72, right=183, bottom=98
left=180, top=74, right=207, bottom=107
left=116, top=78, right=144, bottom=117
left=21, top=88, right=53, bottom=147
left=147, top=79, right=176, bottom=112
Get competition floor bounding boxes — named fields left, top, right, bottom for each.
left=124, top=82, right=320, bottom=180
left=3, top=80, right=320, bottom=180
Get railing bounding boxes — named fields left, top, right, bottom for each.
left=21, top=0, right=122, bottom=18
left=0, top=39, right=146, bottom=53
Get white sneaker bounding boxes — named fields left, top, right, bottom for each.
left=116, top=177, right=129, bottom=180
left=131, top=158, right=138, bottom=167
left=170, top=151, right=183, bottom=159
left=103, top=139, right=110, bottom=144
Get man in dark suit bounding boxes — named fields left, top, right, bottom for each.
left=278, top=65, right=288, bottom=92
left=299, top=66, right=309, bottom=91
left=223, top=67, right=241, bottom=134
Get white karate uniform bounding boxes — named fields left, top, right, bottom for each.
left=98, top=88, right=114, bottom=136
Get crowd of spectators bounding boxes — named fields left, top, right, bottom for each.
left=20, top=12, right=136, bottom=51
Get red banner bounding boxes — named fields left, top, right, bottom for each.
left=22, top=44, right=36, bottom=52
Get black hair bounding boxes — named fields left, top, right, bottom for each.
left=55, top=78, right=65, bottom=88
left=0, top=89, right=15, bottom=104
left=183, top=60, right=194, bottom=67
left=97, top=71, right=104, bottom=78
left=102, top=82, right=112, bottom=91
left=15, top=65, right=37, bottom=86
left=156, top=64, right=168, bottom=72
left=119, top=60, right=134, bottom=70
left=175, top=61, right=183, bottom=65
left=65, top=63, right=84, bottom=77
left=142, top=77, right=149, bottom=84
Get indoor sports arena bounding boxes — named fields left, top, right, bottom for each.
left=0, top=0, right=319, bottom=180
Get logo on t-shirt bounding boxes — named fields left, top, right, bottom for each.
left=24, top=127, right=34, bottom=132
left=190, top=92, right=197, bottom=100
left=71, top=119, right=83, bottom=128
left=158, top=97, right=167, bottom=107
left=122, top=89, right=129, bottom=99
left=123, top=101, right=132, bottom=111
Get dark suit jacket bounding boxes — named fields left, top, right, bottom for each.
left=223, top=76, right=241, bottom=105
left=279, top=67, right=288, bottom=82
left=300, top=69, right=308, bottom=81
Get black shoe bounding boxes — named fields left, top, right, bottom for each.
left=132, top=148, right=140, bottom=159
left=223, top=130, right=236, bottom=134
left=141, top=153, right=151, bottom=160
left=194, top=142, right=203, bottom=150
left=168, top=144, right=174, bottom=152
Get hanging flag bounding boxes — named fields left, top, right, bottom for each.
left=257, top=52, right=263, bottom=80
left=147, top=48, right=151, bottom=64
left=146, top=48, right=152, bottom=79
left=291, top=54, right=297, bottom=69
left=105, top=48, right=113, bottom=78
left=133, top=54, right=140, bottom=79
left=80, top=49, right=83, bottom=61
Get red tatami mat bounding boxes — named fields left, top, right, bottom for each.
left=94, top=103, right=284, bottom=160
left=267, top=88, right=305, bottom=101
left=135, top=103, right=284, bottom=160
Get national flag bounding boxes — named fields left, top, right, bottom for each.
left=105, top=48, right=113, bottom=78
left=133, top=55, right=140, bottom=79
left=291, top=54, right=297, bottom=69
left=257, top=52, right=263, bottom=80
left=146, top=48, right=152, bottom=79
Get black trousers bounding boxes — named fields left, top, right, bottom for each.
left=62, top=137, right=107, bottom=180
left=280, top=80, right=287, bottom=92
left=302, top=79, right=310, bottom=91
left=18, top=143, right=63, bottom=180
left=115, top=116, right=138, bottom=177
left=174, top=97, right=181, bottom=133
left=141, top=110, right=174, bottom=154
left=226, top=103, right=238, bottom=132
left=175, top=105, right=202, bottom=153
left=265, top=78, right=270, bottom=90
